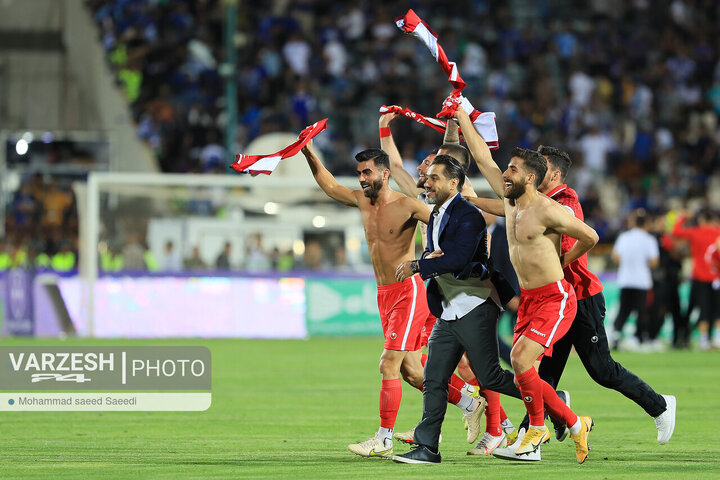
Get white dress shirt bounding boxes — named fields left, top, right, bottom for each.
left=431, top=193, right=495, bottom=320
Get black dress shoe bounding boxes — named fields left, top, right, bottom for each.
left=392, top=444, right=441, bottom=464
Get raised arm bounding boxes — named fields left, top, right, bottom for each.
left=461, top=178, right=477, bottom=198
left=443, top=117, right=460, bottom=145
left=544, top=200, right=599, bottom=267
left=380, top=110, right=422, bottom=198
left=301, top=140, right=358, bottom=207
left=465, top=196, right=505, bottom=216
left=455, top=106, right=505, bottom=198
left=671, top=214, right=695, bottom=240
left=404, top=196, right=431, bottom=225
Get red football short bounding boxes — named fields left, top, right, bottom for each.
left=377, top=275, right=431, bottom=351
left=421, top=313, right=437, bottom=347
left=513, top=278, right=577, bottom=357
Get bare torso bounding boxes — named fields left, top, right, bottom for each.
left=505, top=193, right=565, bottom=289
left=357, top=192, right=420, bottom=286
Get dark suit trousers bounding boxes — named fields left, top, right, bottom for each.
left=414, top=301, right=520, bottom=449
left=538, top=292, right=666, bottom=417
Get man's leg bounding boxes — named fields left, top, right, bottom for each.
left=347, top=348, right=406, bottom=458
left=452, top=303, right=517, bottom=451
left=697, top=281, right=713, bottom=349
left=633, top=289, right=650, bottom=343
left=397, top=350, right=479, bottom=436
left=378, top=348, right=408, bottom=437
left=512, top=336, right=590, bottom=462
left=573, top=293, right=674, bottom=443
left=712, top=286, right=720, bottom=348
left=577, top=294, right=667, bottom=417
left=457, top=302, right=520, bottom=398
left=685, top=280, right=701, bottom=346
left=669, top=277, right=684, bottom=347
left=412, top=319, right=466, bottom=451
left=613, top=288, right=635, bottom=346
left=455, top=353, right=518, bottom=448
left=522, top=323, right=574, bottom=439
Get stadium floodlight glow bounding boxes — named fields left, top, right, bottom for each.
left=263, top=202, right=279, bottom=215
left=22, top=132, right=34, bottom=143
left=42, top=131, right=54, bottom=143
left=292, top=240, right=305, bottom=255
left=15, top=139, right=29, bottom=155
left=312, top=216, right=326, bottom=228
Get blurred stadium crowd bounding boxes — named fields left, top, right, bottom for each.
left=7, top=1, right=720, bottom=269
left=87, top=0, right=720, bottom=241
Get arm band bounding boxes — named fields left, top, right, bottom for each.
left=379, top=127, right=391, bottom=138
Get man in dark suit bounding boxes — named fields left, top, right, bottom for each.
left=392, top=155, right=520, bottom=464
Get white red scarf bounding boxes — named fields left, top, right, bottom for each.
left=395, top=9, right=465, bottom=95
left=231, top=119, right=328, bottom=175
left=379, top=105, right=499, bottom=150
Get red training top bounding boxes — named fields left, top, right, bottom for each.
left=547, top=184, right=604, bottom=300
left=705, top=243, right=720, bottom=282
left=672, top=217, right=720, bottom=282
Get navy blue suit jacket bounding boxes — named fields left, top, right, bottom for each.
left=418, top=194, right=489, bottom=318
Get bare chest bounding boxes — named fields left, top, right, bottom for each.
left=361, top=205, right=413, bottom=243
left=506, top=208, right=547, bottom=246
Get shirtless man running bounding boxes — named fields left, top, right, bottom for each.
left=301, top=141, right=485, bottom=459
left=456, top=103, right=599, bottom=464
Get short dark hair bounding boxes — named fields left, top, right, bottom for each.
left=537, top=145, right=572, bottom=181
left=438, top=144, right=470, bottom=171
left=698, top=209, right=714, bottom=223
left=635, top=215, right=647, bottom=227
left=355, top=148, right=390, bottom=170
left=510, top=147, right=547, bottom=187
left=431, top=154, right=465, bottom=191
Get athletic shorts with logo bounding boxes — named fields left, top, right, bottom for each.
left=377, top=275, right=432, bottom=351
left=514, top=278, right=577, bottom=357
left=421, top=313, right=437, bottom=347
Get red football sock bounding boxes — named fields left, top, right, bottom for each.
left=449, top=372, right=466, bottom=391
left=468, top=377, right=479, bottom=387
left=420, top=353, right=428, bottom=366
left=481, top=388, right=502, bottom=436
left=499, top=405, right=508, bottom=423
left=379, top=378, right=402, bottom=429
left=541, top=381, right=578, bottom=427
left=515, top=368, right=545, bottom=426
left=448, top=384, right=462, bottom=405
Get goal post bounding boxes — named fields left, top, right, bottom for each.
left=75, top=171, right=367, bottom=337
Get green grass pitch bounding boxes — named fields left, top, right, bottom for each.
left=0, top=337, right=718, bottom=479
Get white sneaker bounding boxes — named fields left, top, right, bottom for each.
left=347, top=434, right=393, bottom=458
left=492, top=428, right=541, bottom=461
left=647, top=339, right=666, bottom=353
left=468, top=432, right=506, bottom=456
left=699, top=335, right=711, bottom=351
left=461, top=383, right=480, bottom=397
left=393, top=427, right=415, bottom=444
left=620, top=336, right=641, bottom=352
left=393, top=426, right=442, bottom=444
left=711, top=336, right=720, bottom=349
left=501, top=419, right=517, bottom=444
left=501, top=418, right=514, bottom=435
left=654, top=395, right=676, bottom=445
left=464, top=397, right=487, bottom=444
